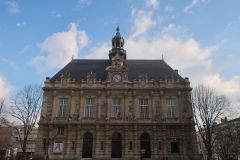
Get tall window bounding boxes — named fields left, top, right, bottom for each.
left=166, top=99, right=176, bottom=118
left=112, top=99, right=121, bottom=117
left=85, top=98, right=95, bottom=117
left=139, top=99, right=149, bottom=118
left=57, top=127, right=64, bottom=135
left=58, top=98, right=68, bottom=117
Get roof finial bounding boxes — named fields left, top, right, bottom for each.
left=116, top=26, right=120, bottom=36
left=162, top=54, right=164, bottom=61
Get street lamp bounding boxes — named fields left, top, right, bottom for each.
left=140, top=149, right=145, bottom=160
left=44, top=138, right=52, bottom=160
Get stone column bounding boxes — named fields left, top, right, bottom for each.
left=124, top=125, right=128, bottom=157
left=95, top=125, right=100, bottom=157
left=134, top=125, right=138, bottom=159
left=52, top=91, right=58, bottom=120
left=105, top=125, right=110, bottom=159
left=153, top=125, right=157, bottom=159
left=150, top=91, right=154, bottom=122
left=76, top=125, right=81, bottom=157
left=66, top=125, right=72, bottom=155
left=162, top=125, right=167, bottom=157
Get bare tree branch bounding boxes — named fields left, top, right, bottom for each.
left=192, top=84, right=230, bottom=160
left=9, top=84, right=43, bottom=155
left=0, top=98, right=6, bottom=120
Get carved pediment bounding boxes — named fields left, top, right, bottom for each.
left=139, top=73, right=148, bottom=87
left=106, top=53, right=128, bottom=71
left=165, top=74, right=174, bottom=87
left=86, top=71, right=96, bottom=86
left=60, top=71, right=70, bottom=86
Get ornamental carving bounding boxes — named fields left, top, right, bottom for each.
left=139, top=73, right=148, bottom=87
left=106, top=53, right=128, bottom=71
left=165, top=74, right=174, bottom=87
left=101, top=101, right=107, bottom=115
left=60, top=71, right=70, bottom=86
left=86, top=71, right=96, bottom=86
left=155, top=101, right=160, bottom=115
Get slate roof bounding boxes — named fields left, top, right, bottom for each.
left=50, top=59, right=185, bottom=84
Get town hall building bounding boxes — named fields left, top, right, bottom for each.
left=35, top=27, right=199, bottom=160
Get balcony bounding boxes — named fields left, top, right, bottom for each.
left=165, top=118, right=180, bottom=123
left=138, top=117, right=151, bottom=123
left=81, top=117, right=95, bottom=123
left=110, top=117, right=123, bottom=123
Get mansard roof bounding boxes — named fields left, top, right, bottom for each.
left=50, top=59, right=186, bottom=84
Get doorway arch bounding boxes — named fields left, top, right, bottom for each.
left=82, top=132, right=93, bottom=158
left=111, top=132, right=122, bottom=158
left=140, top=132, right=151, bottom=158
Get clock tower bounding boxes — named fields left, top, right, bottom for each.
left=106, top=26, right=128, bottom=85
left=109, top=26, right=126, bottom=60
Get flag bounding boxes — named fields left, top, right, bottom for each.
left=98, top=115, right=101, bottom=121
left=117, top=109, right=121, bottom=118
left=187, top=115, right=192, bottom=120
left=68, top=115, right=72, bottom=122
left=41, top=115, right=46, bottom=121
left=161, top=116, right=165, bottom=121
left=105, top=116, right=109, bottom=122
left=77, top=115, right=80, bottom=121
left=133, top=115, right=137, bottom=121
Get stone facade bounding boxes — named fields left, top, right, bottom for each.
left=35, top=27, right=199, bottom=160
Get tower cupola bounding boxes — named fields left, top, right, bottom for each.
left=109, top=26, right=126, bottom=60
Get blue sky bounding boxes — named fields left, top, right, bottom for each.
left=0, top=0, right=240, bottom=107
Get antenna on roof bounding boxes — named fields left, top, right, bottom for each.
left=162, top=54, right=164, bottom=61
left=72, top=54, right=74, bottom=60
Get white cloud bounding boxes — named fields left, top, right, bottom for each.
left=130, top=8, right=156, bottom=39
left=76, top=0, right=91, bottom=8
left=16, top=22, right=26, bottom=27
left=0, top=75, right=12, bottom=99
left=145, top=0, right=159, bottom=9
left=28, top=23, right=89, bottom=71
left=165, top=5, right=174, bottom=13
left=6, top=1, right=20, bottom=14
left=183, top=0, right=210, bottom=13
left=203, top=74, right=240, bottom=101
left=82, top=43, right=109, bottom=59
left=2, top=58, right=19, bottom=70
left=51, top=11, right=61, bottom=18
left=225, top=16, right=240, bottom=32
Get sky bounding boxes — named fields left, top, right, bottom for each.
left=0, top=0, right=240, bottom=109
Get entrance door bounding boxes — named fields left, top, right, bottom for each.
left=140, top=133, right=151, bottom=158
left=82, top=132, right=93, bottom=158
left=111, top=132, right=122, bottom=158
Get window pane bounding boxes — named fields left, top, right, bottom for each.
left=112, top=99, right=121, bottom=117
left=139, top=99, right=149, bottom=118
left=85, top=98, right=95, bottom=117
left=166, top=99, right=176, bottom=118
left=58, top=98, right=68, bottom=117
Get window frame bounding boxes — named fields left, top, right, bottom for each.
left=112, top=98, right=121, bottom=117
left=139, top=99, right=149, bottom=119
left=166, top=99, right=176, bottom=118
left=58, top=98, right=68, bottom=117
left=85, top=98, right=95, bottom=118
left=57, top=127, right=64, bottom=135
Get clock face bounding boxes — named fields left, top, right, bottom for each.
left=112, top=74, right=122, bottom=82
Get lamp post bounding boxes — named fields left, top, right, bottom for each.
left=45, top=138, right=52, bottom=160
left=140, top=149, right=145, bottom=160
